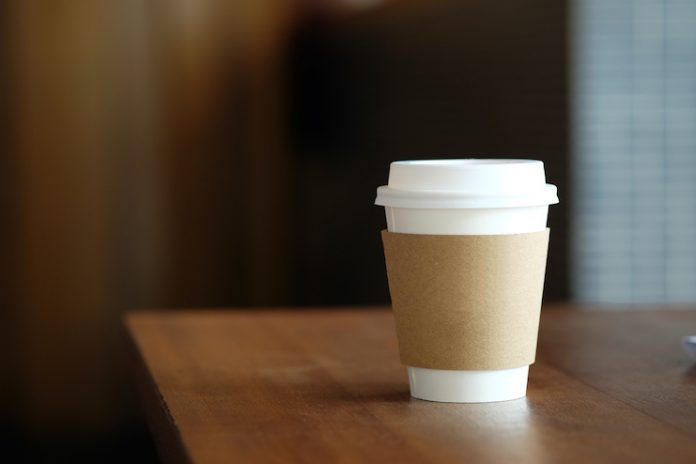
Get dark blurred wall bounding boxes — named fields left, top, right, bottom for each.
left=289, top=0, right=569, bottom=304
left=2, top=0, right=168, bottom=454
left=1, top=0, right=298, bottom=456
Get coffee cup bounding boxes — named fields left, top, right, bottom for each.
left=376, top=159, right=558, bottom=403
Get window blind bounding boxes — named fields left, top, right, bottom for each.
left=572, top=0, right=696, bottom=303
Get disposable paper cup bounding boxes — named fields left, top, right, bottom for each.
left=375, top=159, right=558, bottom=403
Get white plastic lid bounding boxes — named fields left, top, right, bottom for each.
left=374, top=159, right=559, bottom=209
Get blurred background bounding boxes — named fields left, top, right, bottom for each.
left=0, top=0, right=694, bottom=462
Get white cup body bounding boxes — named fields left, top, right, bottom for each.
left=376, top=159, right=558, bottom=403
left=386, top=205, right=548, bottom=403
left=385, top=205, right=548, bottom=235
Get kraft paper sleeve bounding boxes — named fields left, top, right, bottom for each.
left=381, top=229, right=550, bottom=370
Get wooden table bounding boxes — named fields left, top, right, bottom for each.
left=125, top=305, right=696, bottom=463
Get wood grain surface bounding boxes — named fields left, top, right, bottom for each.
left=125, top=305, right=696, bottom=463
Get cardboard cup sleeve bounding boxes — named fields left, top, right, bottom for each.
left=381, top=229, right=550, bottom=371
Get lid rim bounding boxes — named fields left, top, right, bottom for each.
left=375, top=184, right=559, bottom=209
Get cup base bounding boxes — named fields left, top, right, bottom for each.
left=407, top=366, right=529, bottom=403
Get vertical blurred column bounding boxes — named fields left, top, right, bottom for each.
left=5, top=0, right=163, bottom=437
left=3, top=0, right=297, bottom=440
left=572, top=0, right=696, bottom=303
left=155, top=0, right=295, bottom=305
